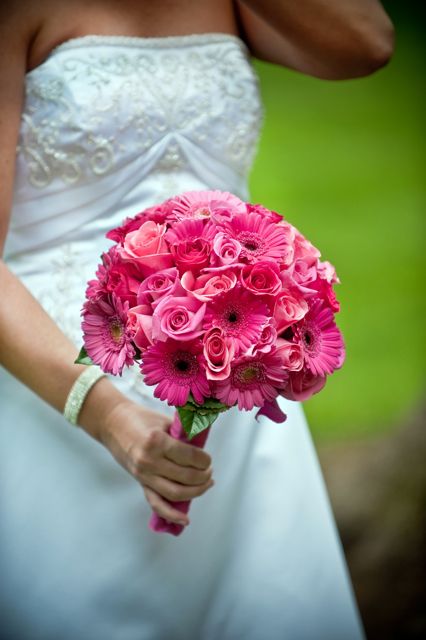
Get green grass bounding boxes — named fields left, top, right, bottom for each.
left=249, top=24, right=425, bottom=442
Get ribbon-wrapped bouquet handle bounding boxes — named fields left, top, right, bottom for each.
left=149, top=411, right=211, bottom=535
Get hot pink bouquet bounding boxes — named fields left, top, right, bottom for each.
left=77, top=190, right=345, bottom=534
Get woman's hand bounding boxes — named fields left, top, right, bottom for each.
left=99, top=399, right=214, bottom=527
left=0, top=260, right=213, bottom=529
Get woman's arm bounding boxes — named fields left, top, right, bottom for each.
left=0, top=5, right=213, bottom=527
left=236, top=0, right=394, bottom=79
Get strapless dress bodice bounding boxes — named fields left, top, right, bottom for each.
left=6, top=33, right=262, bottom=258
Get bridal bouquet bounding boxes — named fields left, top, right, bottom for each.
left=77, top=190, right=345, bottom=534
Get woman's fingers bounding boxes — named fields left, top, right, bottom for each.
left=143, top=486, right=189, bottom=526
left=157, top=459, right=213, bottom=486
left=163, top=434, right=212, bottom=470
left=143, top=474, right=214, bottom=503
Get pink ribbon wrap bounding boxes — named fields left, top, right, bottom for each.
left=148, top=411, right=210, bottom=536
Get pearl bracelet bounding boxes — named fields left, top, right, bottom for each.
left=63, top=366, right=106, bottom=426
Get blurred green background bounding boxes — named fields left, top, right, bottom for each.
left=250, top=2, right=425, bottom=442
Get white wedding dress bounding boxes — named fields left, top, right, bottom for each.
left=0, top=34, right=364, bottom=640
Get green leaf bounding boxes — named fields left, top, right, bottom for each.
left=199, top=398, right=228, bottom=412
left=177, top=407, right=195, bottom=437
left=183, top=395, right=228, bottom=412
left=188, top=411, right=220, bottom=439
left=184, top=394, right=199, bottom=408
left=74, top=346, right=93, bottom=366
left=181, top=402, right=197, bottom=413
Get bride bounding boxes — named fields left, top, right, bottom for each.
left=0, top=1, right=393, bottom=639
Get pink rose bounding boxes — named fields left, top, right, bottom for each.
left=317, top=260, right=339, bottom=284
left=86, top=246, right=140, bottom=306
left=181, top=270, right=237, bottom=302
left=106, top=212, right=148, bottom=244
left=106, top=201, right=172, bottom=244
left=137, top=268, right=184, bottom=306
left=274, top=292, right=308, bottom=332
left=152, top=295, right=206, bottom=341
left=291, top=257, right=318, bottom=288
left=280, top=369, right=327, bottom=401
left=119, top=221, right=173, bottom=275
left=276, top=339, right=304, bottom=371
left=309, top=277, right=340, bottom=312
left=251, top=319, right=277, bottom=355
left=240, top=261, right=282, bottom=297
left=127, top=304, right=154, bottom=351
left=171, top=238, right=211, bottom=274
left=212, top=232, right=242, bottom=266
left=203, top=327, right=235, bottom=380
left=293, top=230, right=321, bottom=262
left=105, top=269, right=140, bottom=307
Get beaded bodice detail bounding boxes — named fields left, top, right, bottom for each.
left=8, top=34, right=263, bottom=258
left=17, top=34, right=261, bottom=190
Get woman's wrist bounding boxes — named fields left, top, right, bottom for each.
left=76, top=374, right=129, bottom=444
left=63, top=367, right=106, bottom=425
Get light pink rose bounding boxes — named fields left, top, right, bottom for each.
left=137, top=268, right=184, bottom=306
left=251, top=319, right=277, bottom=355
left=203, top=327, right=235, bottom=380
left=276, top=339, right=304, bottom=371
left=106, top=201, right=173, bottom=243
left=119, top=221, right=173, bottom=275
left=152, top=295, right=206, bottom=341
left=212, top=232, right=242, bottom=266
left=280, top=369, right=327, bottom=401
left=317, top=260, right=339, bottom=284
left=181, top=270, right=237, bottom=302
left=291, top=257, right=318, bottom=288
left=292, top=230, right=321, bottom=262
left=127, top=304, right=154, bottom=351
left=274, top=292, right=308, bottom=332
left=170, top=238, right=211, bottom=273
left=240, top=261, right=282, bottom=297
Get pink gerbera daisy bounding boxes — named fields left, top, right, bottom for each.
left=81, top=293, right=135, bottom=375
left=168, top=190, right=246, bottom=222
left=165, top=218, right=207, bottom=244
left=214, top=349, right=287, bottom=411
left=216, top=210, right=293, bottom=264
left=295, top=299, right=345, bottom=376
left=203, top=286, right=270, bottom=355
left=140, top=339, right=210, bottom=406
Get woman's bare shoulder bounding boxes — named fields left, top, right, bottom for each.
left=0, top=0, right=44, bottom=70
left=0, top=0, right=42, bottom=39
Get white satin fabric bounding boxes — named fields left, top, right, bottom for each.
left=0, top=34, right=364, bottom=640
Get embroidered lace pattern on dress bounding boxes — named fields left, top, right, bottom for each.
left=17, top=36, right=263, bottom=190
